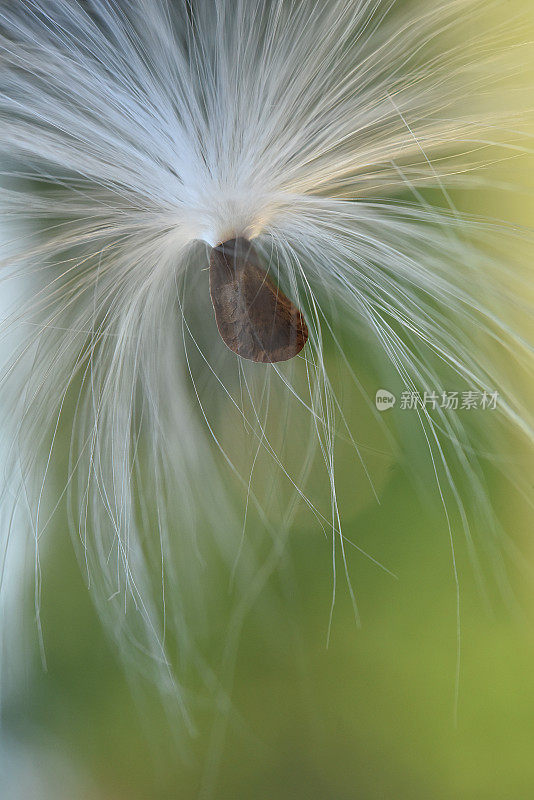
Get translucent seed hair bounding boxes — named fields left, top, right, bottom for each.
left=0, top=0, right=532, bottom=728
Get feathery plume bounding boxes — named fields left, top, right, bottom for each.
left=0, top=0, right=532, bottom=726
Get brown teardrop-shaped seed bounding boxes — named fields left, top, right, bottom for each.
left=209, top=238, right=308, bottom=363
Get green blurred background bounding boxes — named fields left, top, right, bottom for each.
left=3, top=315, right=533, bottom=800
left=1, top=4, right=533, bottom=799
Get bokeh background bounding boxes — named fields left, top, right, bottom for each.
left=1, top=2, right=533, bottom=799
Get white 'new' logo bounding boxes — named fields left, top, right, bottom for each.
left=375, top=390, right=396, bottom=411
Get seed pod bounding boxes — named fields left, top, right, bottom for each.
left=209, top=237, right=308, bottom=363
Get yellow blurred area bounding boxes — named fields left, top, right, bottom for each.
left=1, top=3, right=533, bottom=800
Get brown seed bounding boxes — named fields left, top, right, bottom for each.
left=209, top=237, right=308, bottom=363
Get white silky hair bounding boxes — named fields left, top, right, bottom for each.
left=0, top=0, right=532, bottom=729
